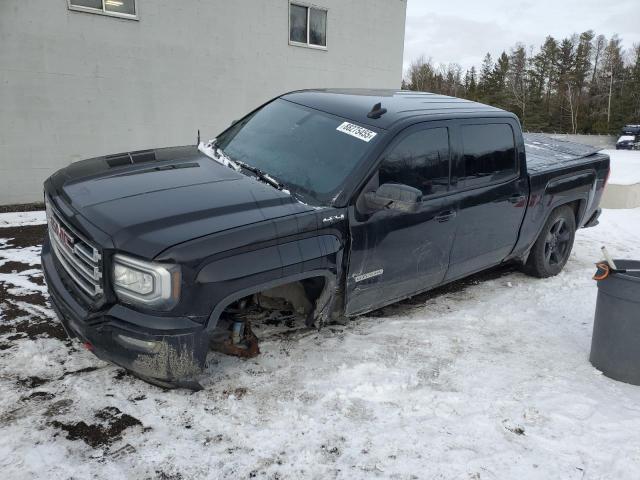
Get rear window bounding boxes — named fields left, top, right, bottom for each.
left=461, top=124, right=517, bottom=187
left=216, top=99, right=379, bottom=204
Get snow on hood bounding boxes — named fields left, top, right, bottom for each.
left=198, top=139, right=292, bottom=196
left=197, top=139, right=241, bottom=171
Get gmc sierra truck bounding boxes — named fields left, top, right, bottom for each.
left=42, top=89, right=610, bottom=389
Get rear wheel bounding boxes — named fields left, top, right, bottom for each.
left=524, top=206, right=576, bottom=278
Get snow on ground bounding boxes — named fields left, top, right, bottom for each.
left=602, top=149, right=640, bottom=185
left=0, top=211, right=46, bottom=228
left=2, top=209, right=640, bottom=479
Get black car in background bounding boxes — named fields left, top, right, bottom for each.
left=617, top=124, right=640, bottom=150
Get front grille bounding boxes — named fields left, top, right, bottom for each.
left=46, top=197, right=104, bottom=298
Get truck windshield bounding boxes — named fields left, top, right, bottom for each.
left=216, top=98, right=380, bottom=204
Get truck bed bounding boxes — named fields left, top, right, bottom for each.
left=524, top=133, right=605, bottom=174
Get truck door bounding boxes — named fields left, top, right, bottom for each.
left=345, top=123, right=458, bottom=316
left=445, top=121, right=527, bottom=281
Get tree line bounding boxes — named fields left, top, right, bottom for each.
left=403, top=31, right=640, bottom=134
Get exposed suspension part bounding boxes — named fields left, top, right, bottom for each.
left=211, top=319, right=260, bottom=358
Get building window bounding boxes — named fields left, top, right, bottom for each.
left=67, top=0, right=138, bottom=19
left=289, top=3, right=327, bottom=49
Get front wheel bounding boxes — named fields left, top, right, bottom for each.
left=523, top=206, right=576, bottom=278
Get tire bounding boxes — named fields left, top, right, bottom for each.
left=524, top=205, right=576, bottom=278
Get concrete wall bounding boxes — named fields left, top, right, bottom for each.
left=601, top=184, right=640, bottom=209
left=547, top=134, right=617, bottom=150
left=545, top=135, right=640, bottom=209
left=0, top=0, right=407, bottom=205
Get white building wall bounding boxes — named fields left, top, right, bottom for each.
left=0, top=0, right=407, bottom=205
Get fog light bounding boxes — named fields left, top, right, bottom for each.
left=115, top=334, right=161, bottom=353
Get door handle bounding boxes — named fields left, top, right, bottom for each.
left=508, top=194, right=526, bottom=204
left=435, top=210, right=457, bottom=223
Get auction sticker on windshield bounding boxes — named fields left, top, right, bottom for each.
left=336, top=122, right=377, bottom=142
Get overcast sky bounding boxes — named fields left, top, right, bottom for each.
left=403, top=0, right=640, bottom=74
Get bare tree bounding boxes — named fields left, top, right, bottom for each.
left=508, top=44, right=528, bottom=124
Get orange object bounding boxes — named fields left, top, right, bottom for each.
left=593, top=262, right=610, bottom=281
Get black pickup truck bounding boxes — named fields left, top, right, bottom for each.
left=42, top=89, right=609, bottom=388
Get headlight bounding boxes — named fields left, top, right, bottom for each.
left=112, top=254, right=181, bottom=310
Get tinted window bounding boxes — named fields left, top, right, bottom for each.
left=461, top=124, right=517, bottom=186
left=216, top=99, right=379, bottom=204
left=379, top=128, right=450, bottom=197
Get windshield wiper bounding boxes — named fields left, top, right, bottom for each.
left=199, top=140, right=286, bottom=192
left=234, top=160, right=284, bottom=191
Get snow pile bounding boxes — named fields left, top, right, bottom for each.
left=1, top=210, right=640, bottom=478
left=602, top=149, right=640, bottom=186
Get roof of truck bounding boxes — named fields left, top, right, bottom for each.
left=281, top=89, right=508, bottom=130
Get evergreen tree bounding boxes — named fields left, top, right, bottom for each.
left=507, top=44, right=528, bottom=123
left=464, top=66, right=478, bottom=100
left=628, top=45, right=640, bottom=121
left=478, top=53, right=493, bottom=100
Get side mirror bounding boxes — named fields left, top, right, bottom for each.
left=364, top=183, right=422, bottom=212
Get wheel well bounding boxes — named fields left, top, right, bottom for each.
left=219, top=276, right=328, bottom=320
left=521, top=200, right=582, bottom=265
left=565, top=199, right=583, bottom=226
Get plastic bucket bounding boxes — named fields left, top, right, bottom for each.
left=590, top=260, right=640, bottom=385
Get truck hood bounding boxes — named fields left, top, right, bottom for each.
left=48, top=146, right=315, bottom=258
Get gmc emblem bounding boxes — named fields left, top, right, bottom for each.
left=51, top=218, right=74, bottom=250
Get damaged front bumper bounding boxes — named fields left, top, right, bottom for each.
left=42, top=239, right=209, bottom=389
